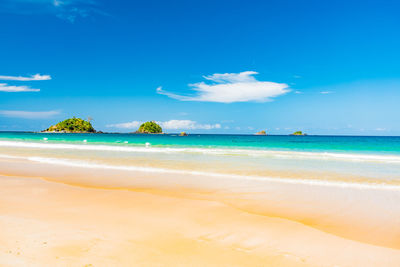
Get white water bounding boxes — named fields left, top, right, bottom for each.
left=1, top=140, right=400, bottom=164
left=0, top=153, right=399, bottom=191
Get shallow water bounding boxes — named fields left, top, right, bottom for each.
left=0, top=132, right=400, bottom=184
left=2, top=132, right=400, bottom=155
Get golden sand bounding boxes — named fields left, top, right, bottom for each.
left=0, top=159, right=400, bottom=266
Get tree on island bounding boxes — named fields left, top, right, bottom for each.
left=43, top=117, right=95, bottom=133
left=291, top=131, right=306, bottom=136
left=137, top=121, right=163, bottom=134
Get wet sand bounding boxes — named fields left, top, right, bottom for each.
left=0, top=158, right=400, bottom=266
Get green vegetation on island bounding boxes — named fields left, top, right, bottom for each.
left=43, top=117, right=95, bottom=133
left=255, top=130, right=267, bottom=135
left=137, top=121, right=163, bottom=134
left=291, top=131, right=307, bottom=136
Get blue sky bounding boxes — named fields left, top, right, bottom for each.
left=0, top=0, right=399, bottom=134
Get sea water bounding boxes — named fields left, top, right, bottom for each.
left=0, top=132, right=400, bottom=185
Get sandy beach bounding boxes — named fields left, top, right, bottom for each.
left=1, top=156, right=400, bottom=266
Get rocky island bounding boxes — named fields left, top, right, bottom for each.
left=255, top=130, right=267, bottom=135
left=42, top=117, right=96, bottom=133
left=136, top=121, right=163, bottom=134
left=290, top=131, right=307, bottom=136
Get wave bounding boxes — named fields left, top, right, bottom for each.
left=0, top=153, right=399, bottom=191
left=1, top=140, right=400, bottom=164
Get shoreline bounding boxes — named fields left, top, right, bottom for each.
left=3, top=152, right=400, bottom=190
left=1, top=139, right=400, bottom=187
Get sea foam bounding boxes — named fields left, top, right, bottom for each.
left=0, top=152, right=399, bottom=191
left=1, top=140, right=400, bottom=164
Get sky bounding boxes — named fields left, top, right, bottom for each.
left=0, top=0, right=399, bottom=135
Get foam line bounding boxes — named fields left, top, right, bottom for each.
left=1, top=153, right=399, bottom=191
left=1, top=140, right=400, bottom=164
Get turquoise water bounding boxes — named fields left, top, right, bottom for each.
left=1, top=132, right=400, bottom=155
left=1, top=132, right=400, bottom=183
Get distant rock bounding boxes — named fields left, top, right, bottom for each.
left=255, top=130, right=267, bottom=135
left=179, top=132, right=188, bottom=136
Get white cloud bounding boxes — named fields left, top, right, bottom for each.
left=203, top=71, right=258, bottom=83
left=320, top=91, right=334, bottom=94
left=106, top=121, right=141, bottom=129
left=157, top=71, right=289, bottom=103
left=159, top=120, right=221, bottom=130
left=0, top=83, right=40, bottom=92
left=53, top=0, right=63, bottom=7
left=0, top=74, right=51, bottom=81
left=0, top=110, right=60, bottom=119
left=107, top=120, right=221, bottom=130
left=0, top=73, right=51, bottom=92
left=1, top=0, right=105, bottom=23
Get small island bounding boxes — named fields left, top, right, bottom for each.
left=290, top=131, right=307, bottom=136
left=179, top=132, right=188, bottom=136
left=42, top=117, right=96, bottom=133
left=255, top=130, right=267, bottom=135
left=136, top=121, right=163, bottom=134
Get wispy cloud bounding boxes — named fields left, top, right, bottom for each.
left=107, top=120, right=221, bottom=130
left=0, top=110, right=60, bottom=119
left=0, top=73, right=51, bottom=92
left=320, top=91, right=334, bottom=94
left=157, top=71, right=289, bottom=103
left=106, top=121, right=142, bottom=129
left=159, top=120, right=221, bottom=130
left=0, top=0, right=105, bottom=22
left=0, top=83, right=40, bottom=92
left=0, top=74, right=51, bottom=81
